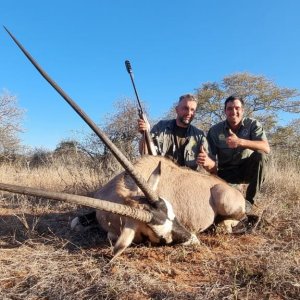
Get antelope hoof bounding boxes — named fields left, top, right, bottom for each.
left=182, top=233, right=200, bottom=245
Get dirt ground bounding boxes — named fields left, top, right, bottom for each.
left=1, top=194, right=299, bottom=300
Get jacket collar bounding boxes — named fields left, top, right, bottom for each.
left=224, top=118, right=245, bottom=132
left=167, top=119, right=191, bottom=133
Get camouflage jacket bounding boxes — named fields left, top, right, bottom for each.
left=150, top=119, right=211, bottom=170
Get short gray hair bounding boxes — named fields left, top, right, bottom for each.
left=178, top=94, right=197, bottom=103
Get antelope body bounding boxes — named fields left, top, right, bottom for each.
left=83, top=155, right=246, bottom=257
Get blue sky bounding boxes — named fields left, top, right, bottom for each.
left=1, top=1, right=299, bottom=150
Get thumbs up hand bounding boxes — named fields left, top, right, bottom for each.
left=226, top=128, right=240, bottom=148
left=196, top=144, right=217, bottom=173
left=197, top=145, right=208, bottom=166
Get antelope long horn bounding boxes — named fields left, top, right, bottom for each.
left=3, top=26, right=159, bottom=204
left=0, top=182, right=152, bottom=223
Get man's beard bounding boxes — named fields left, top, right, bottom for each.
left=178, top=116, right=193, bottom=125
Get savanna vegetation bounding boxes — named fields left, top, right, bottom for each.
left=0, top=73, right=299, bottom=299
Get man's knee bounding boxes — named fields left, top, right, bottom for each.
left=251, top=151, right=268, bottom=163
left=248, top=152, right=269, bottom=172
left=243, top=151, right=269, bottom=184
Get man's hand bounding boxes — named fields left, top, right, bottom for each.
left=138, top=118, right=152, bottom=155
left=138, top=118, right=150, bottom=134
left=197, top=145, right=208, bottom=167
left=226, top=129, right=240, bottom=148
left=197, top=145, right=217, bottom=173
left=226, top=128, right=270, bottom=153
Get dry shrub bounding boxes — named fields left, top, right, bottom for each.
left=0, top=156, right=111, bottom=195
left=0, top=151, right=299, bottom=299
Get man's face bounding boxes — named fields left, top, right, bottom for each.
left=175, top=99, right=197, bottom=127
left=225, top=99, right=244, bottom=128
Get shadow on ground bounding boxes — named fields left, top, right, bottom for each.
left=0, top=207, right=109, bottom=252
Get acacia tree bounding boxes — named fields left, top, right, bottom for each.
left=269, top=118, right=300, bottom=164
left=103, top=99, right=142, bottom=160
left=0, top=91, right=24, bottom=158
left=80, top=99, right=144, bottom=176
left=165, top=73, right=300, bottom=161
left=193, top=73, right=300, bottom=133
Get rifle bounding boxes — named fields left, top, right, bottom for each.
left=125, top=60, right=157, bottom=155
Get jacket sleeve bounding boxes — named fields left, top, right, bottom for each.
left=207, top=128, right=217, bottom=159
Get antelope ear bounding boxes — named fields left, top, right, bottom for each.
left=147, top=161, right=161, bottom=191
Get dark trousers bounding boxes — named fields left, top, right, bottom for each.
left=217, top=152, right=268, bottom=204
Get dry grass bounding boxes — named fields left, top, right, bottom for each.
left=0, top=155, right=299, bottom=299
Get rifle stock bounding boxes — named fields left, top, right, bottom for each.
left=140, top=113, right=157, bottom=155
